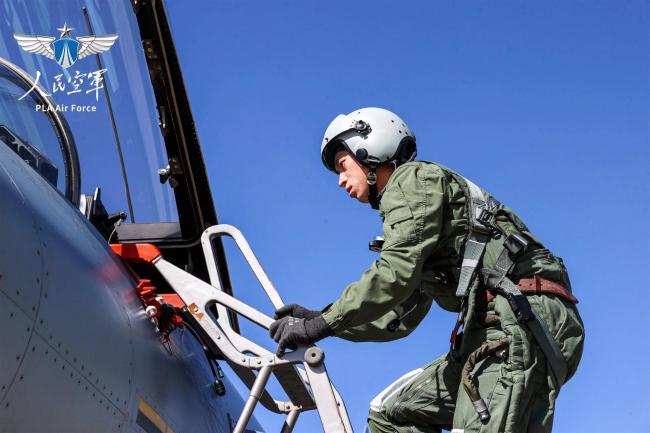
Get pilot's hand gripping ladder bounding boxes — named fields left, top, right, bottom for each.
left=152, top=224, right=353, bottom=433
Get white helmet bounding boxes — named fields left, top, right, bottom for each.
left=320, top=107, right=416, bottom=173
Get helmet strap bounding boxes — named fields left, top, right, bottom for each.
left=367, top=169, right=380, bottom=210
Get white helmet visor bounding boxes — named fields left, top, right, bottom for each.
left=320, top=114, right=358, bottom=172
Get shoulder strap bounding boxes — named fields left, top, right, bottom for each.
left=451, top=175, right=501, bottom=297
left=421, top=161, right=500, bottom=297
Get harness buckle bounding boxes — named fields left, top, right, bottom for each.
left=476, top=207, right=494, bottom=227
left=503, top=233, right=529, bottom=256
left=474, top=197, right=501, bottom=233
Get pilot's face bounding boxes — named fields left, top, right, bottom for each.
left=334, top=150, right=369, bottom=203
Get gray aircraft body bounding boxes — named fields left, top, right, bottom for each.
left=0, top=1, right=265, bottom=432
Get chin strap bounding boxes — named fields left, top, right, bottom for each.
left=367, top=169, right=380, bottom=210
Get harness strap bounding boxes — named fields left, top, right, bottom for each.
left=422, top=162, right=569, bottom=389
left=457, top=234, right=489, bottom=297
left=447, top=165, right=568, bottom=388
left=482, top=247, right=568, bottom=388
left=452, top=175, right=496, bottom=297
left=517, top=276, right=578, bottom=303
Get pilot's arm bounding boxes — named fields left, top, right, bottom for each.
left=321, top=163, right=446, bottom=341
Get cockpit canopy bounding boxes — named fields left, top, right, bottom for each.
left=0, top=0, right=180, bottom=230
left=0, top=56, right=80, bottom=200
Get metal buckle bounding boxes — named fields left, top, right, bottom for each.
left=368, top=236, right=384, bottom=253
left=471, top=205, right=495, bottom=234
left=476, top=207, right=494, bottom=226
left=503, top=233, right=529, bottom=256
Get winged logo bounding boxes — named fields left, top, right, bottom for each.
left=14, top=23, right=118, bottom=69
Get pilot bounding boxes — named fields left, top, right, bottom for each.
left=270, top=107, right=584, bottom=433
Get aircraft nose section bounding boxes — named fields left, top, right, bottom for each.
left=0, top=142, right=135, bottom=431
left=0, top=145, right=46, bottom=402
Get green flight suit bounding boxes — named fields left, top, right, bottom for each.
left=321, top=161, right=584, bottom=433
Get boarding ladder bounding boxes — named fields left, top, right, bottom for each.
left=150, top=224, right=353, bottom=433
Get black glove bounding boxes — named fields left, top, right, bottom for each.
left=269, top=315, right=333, bottom=356
left=274, top=303, right=321, bottom=320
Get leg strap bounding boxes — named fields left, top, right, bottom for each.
left=481, top=259, right=568, bottom=388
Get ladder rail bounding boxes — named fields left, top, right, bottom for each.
left=202, top=224, right=285, bottom=309
left=280, top=409, right=300, bottom=433
left=154, top=224, right=353, bottom=433
left=233, top=366, right=274, bottom=433
left=154, top=256, right=308, bottom=368
left=201, top=224, right=354, bottom=431
left=303, top=361, right=355, bottom=433
left=155, top=257, right=306, bottom=410
left=293, top=366, right=353, bottom=432
left=200, top=224, right=291, bottom=376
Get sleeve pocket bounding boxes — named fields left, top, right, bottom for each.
left=386, top=204, right=413, bottom=224
left=382, top=190, right=417, bottom=246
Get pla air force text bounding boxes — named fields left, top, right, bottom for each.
left=35, top=103, right=96, bottom=113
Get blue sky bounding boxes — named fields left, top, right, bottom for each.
left=166, top=2, right=648, bottom=432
